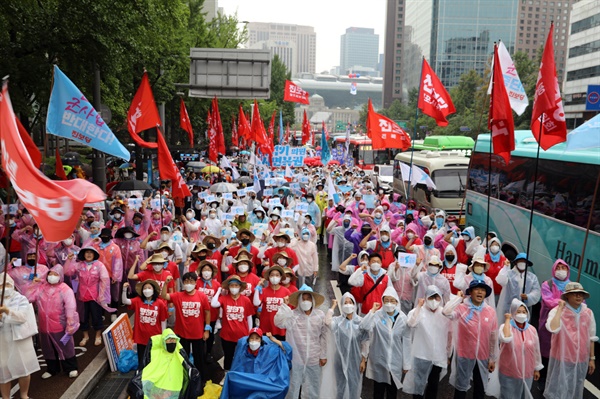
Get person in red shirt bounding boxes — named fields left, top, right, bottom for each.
left=161, top=272, right=211, bottom=373
left=253, top=265, right=291, bottom=341
left=282, top=267, right=298, bottom=295
left=203, top=235, right=224, bottom=282
left=155, top=242, right=181, bottom=289
left=210, top=275, right=255, bottom=370
left=229, top=253, right=261, bottom=300
left=348, top=252, right=390, bottom=315
left=484, top=237, right=507, bottom=297
left=262, top=233, right=299, bottom=268
left=128, top=254, right=174, bottom=294
left=121, top=279, right=168, bottom=369
left=227, top=229, right=260, bottom=269
left=188, top=243, right=209, bottom=274
left=194, top=260, right=221, bottom=353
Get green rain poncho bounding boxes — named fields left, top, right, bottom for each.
left=141, top=329, right=186, bottom=399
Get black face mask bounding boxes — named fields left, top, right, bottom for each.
left=101, top=236, right=111, bottom=244
left=207, top=243, right=216, bottom=250
left=361, top=228, right=372, bottom=236
left=424, top=238, right=432, bottom=246
left=26, top=259, right=36, bottom=266
left=165, top=342, right=177, bottom=353
left=198, top=255, right=207, bottom=261
left=445, top=255, right=455, bottom=263
left=240, top=238, right=250, bottom=246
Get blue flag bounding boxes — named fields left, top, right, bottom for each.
left=46, top=65, right=130, bottom=161
left=320, top=124, right=331, bottom=164
left=278, top=110, right=284, bottom=145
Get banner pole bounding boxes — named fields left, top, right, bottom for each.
left=576, top=171, right=600, bottom=282
left=1, top=187, right=13, bottom=307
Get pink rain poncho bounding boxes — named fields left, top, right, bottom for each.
left=498, top=299, right=542, bottom=399
left=8, top=262, right=49, bottom=302
left=538, top=259, right=570, bottom=358
left=544, top=302, right=598, bottom=399
left=64, top=256, right=113, bottom=312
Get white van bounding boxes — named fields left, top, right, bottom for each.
left=393, top=151, right=469, bottom=222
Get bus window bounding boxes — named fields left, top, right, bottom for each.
left=432, top=168, right=467, bottom=198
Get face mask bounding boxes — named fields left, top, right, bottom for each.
left=47, top=275, right=60, bottom=285
left=370, top=262, right=381, bottom=273
left=361, top=228, right=371, bottom=236
left=183, top=283, right=195, bottom=292
left=424, top=238, right=432, bottom=246
left=445, top=255, right=455, bottom=263
left=166, top=342, right=177, bottom=353
left=209, top=213, right=216, bottom=219
left=160, top=251, right=170, bottom=259
left=343, top=221, right=350, bottom=228
left=269, top=276, right=281, bottom=285
left=435, top=219, right=443, bottom=228
left=1, top=287, right=13, bottom=297
left=359, top=260, right=369, bottom=267
left=143, top=288, right=154, bottom=298
left=490, top=245, right=500, bottom=254
left=473, top=265, right=484, bottom=275
left=514, top=313, right=528, bottom=324
left=241, top=238, right=250, bottom=246
left=27, top=259, right=36, bottom=267
left=271, top=216, right=279, bottom=222
left=307, top=198, right=313, bottom=203
left=238, top=264, right=249, bottom=273
left=186, top=212, right=194, bottom=220
left=463, top=236, right=471, bottom=242
left=342, top=304, right=355, bottom=314
left=153, top=264, right=164, bottom=272
left=300, top=300, right=313, bottom=311
left=406, top=233, right=415, bottom=240
left=63, top=238, right=73, bottom=247
left=211, top=203, right=218, bottom=208
left=448, top=222, right=457, bottom=228
left=427, top=299, right=440, bottom=311
left=304, top=218, right=310, bottom=224
left=555, top=270, right=568, bottom=281
left=100, top=236, right=111, bottom=244
left=358, top=205, right=365, bottom=210
left=124, top=232, right=133, bottom=239
left=383, top=303, right=396, bottom=313
left=133, top=219, right=141, bottom=225
left=277, top=258, right=288, bottom=266
left=381, top=235, right=390, bottom=242
left=257, top=212, right=264, bottom=219
left=207, top=243, right=216, bottom=250
left=276, top=241, right=286, bottom=248
left=161, top=233, right=170, bottom=241
left=282, top=277, right=291, bottom=285
left=302, top=234, right=310, bottom=241
left=374, top=213, right=382, bottom=218
left=248, top=340, right=261, bottom=351
left=516, top=262, right=527, bottom=271
left=113, top=214, right=122, bottom=220
left=229, top=287, right=240, bottom=295
left=202, top=271, right=213, bottom=280
left=427, top=266, right=439, bottom=275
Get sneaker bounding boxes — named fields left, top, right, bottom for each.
left=110, top=314, right=117, bottom=322
left=69, top=370, right=79, bottom=378
left=41, top=372, right=53, bottom=379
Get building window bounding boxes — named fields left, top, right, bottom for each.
left=566, top=65, right=600, bottom=82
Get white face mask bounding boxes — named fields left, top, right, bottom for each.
left=202, top=271, right=213, bottom=280
left=516, top=262, right=527, bottom=271
left=473, top=265, right=485, bottom=275
left=271, top=216, right=279, bottom=222
left=383, top=303, right=396, bottom=313
left=209, top=213, right=216, bottom=219
left=269, top=276, right=281, bottom=285
left=63, top=238, right=73, bottom=247
left=302, top=234, right=310, bottom=241
left=277, top=258, right=287, bottom=266
left=406, top=233, right=415, bottom=239
left=276, top=241, right=286, bottom=248
left=374, top=213, right=382, bottom=218
left=514, top=313, right=528, bottom=324
left=124, top=232, right=133, bottom=239
left=237, top=264, right=249, bottom=273
left=463, top=236, right=471, bottom=242
left=555, top=270, right=568, bottom=281
left=360, top=260, right=369, bottom=267
left=370, top=262, right=381, bottom=273
left=490, top=245, right=500, bottom=254
left=183, top=283, right=195, bottom=292
left=143, top=289, right=154, bottom=298
left=248, top=340, right=261, bottom=351
left=300, top=300, right=313, bottom=311
left=2, top=287, right=14, bottom=297
left=427, top=298, right=441, bottom=311
left=342, top=303, right=355, bottom=314
left=229, top=287, right=240, bottom=295
left=304, top=218, right=310, bottom=224
left=47, top=275, right=60, bottom=285
left=153, top=264, right=164, bottom=272
left=161, top=233, right=170, bottom=241
left=161, top=251, right=170, bottom=259
left=282, top=277, right=291, bottom=285
left=186, top=212, right=194, bottom=219
left=381, top=235, right=390, bottom=242
left=427, top=266, right=440, bottom=275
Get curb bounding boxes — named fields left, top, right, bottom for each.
left=59, top=349, right=109, bottom=399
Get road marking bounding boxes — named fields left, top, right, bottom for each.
left=585, top=380, right=600, bottom=398
left=330, top=280, right=342, bottom=313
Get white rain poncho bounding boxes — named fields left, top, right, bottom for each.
left=498, top=299, right=543, bottom=399
left=412, top=263, right=451, bottom=304
left=324, top=293, right=369, bottom=399
left=403, top=285, right=452, bottom=395
left=359, top=286, right=412, bottom=388
left=496, top=265, right=541, bottom=325
left=544, top=302, right=598, bottom=399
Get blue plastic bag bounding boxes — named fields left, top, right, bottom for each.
left=117, top=349, right=138, bottom=373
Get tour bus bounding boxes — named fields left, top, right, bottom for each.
left=411, top=135, right=475, bottom=156
left=334, top=135, right=391, bottom=170
left=466, top=131, right=600, bottom=315
left=393, top=150, right=469, bottom=223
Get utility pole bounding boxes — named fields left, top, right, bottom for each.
left=91, top=61, right=106, bottom=193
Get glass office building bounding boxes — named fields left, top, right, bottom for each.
left=403, top=0, right=519, bottom=91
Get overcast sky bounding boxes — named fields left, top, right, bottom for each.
left=219, top=0, right=386, bottom=72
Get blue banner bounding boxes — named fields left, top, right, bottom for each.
left=272, top=145, right=306, bottom=167
left=47, top=66, right=130, bottom=161
left=586, top=85, right=600, bottom=111
left=320, top=126, right=331, bottom=164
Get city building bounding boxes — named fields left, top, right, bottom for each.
left=563, top=0, right=600, bottom=128
left=383, top=0, right=407, bottom=108
left=293, top=94, right=361, bottom=134
left=514, top=0, right=577, bottom=85
left=201, top=0, right=223, bottom=21
left=246, top=22, right=316, bottom=75
left=402, top=0, right=520, bottom=93
left=340, top=27, right=380, bottom=75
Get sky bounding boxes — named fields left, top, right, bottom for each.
left=218, top=0, right=387, bottom=73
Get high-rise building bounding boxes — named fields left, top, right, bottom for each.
left=514, top=0, right=577, bottom=85
left=246, top=22, right=316, bottom=75
left=339, top=28, right=380, bottom=75
left=402, top=0, right=520, bottom=93
left=202, top=0, right=222, bottom=21
left=563, top=0, right=600, bottom=128
left=383, top=0, right=406, bottom=108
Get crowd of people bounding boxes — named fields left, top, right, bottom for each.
left=0, top=158, right=596, bottom=399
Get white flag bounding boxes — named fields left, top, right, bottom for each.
left=327, top=176, right=337, bottom=201
left=220, top=156, right=240, bottom=180
left=285, top=165, right=293, bottom=178
left=487, top=41, right=529, bottom=116
left=410, top=164, right=436, bottom=190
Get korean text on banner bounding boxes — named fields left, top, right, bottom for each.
left=272, top=145, right=306, bottom=167
left=102, top=313, right=134, bottom=372
left=283, top=80, right=310, bottom=104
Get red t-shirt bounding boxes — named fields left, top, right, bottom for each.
left=263, top=247, right=299, bottom=267
left=284, top=284, right=299, bottom=294
left=136, top=269, right=174, bottom=291
left=237, top=273, right=261, bottom=298
left=441, top=267, right=459, bottom=295
left=258, top=286, right=291, bottom=336
left=229, top=245, right=260, bottom=267
left=196, top=279, right=221, bottom=322
left=205, top=252, right=223, bottom=282
left=485, top=253, right=506, bottom=295
left=170, top=291, right=210, bottom=339
left=164, top=261, right=180, bottom=280
left=128, top=297, right=168, bottom=345
left=217, top=294, right=255, bottom=342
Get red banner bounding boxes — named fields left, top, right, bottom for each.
left=284, top=122, right=290, bottom=144
left=127, top=72, right=161, bottom=149
left=367, top=107, right=411, bottom=151
left=238, top=105, right=251, bottom=142
left=365, top=98, right=374, bottom=138
left=156, top=130, right=191, bottom=199
left=418, top=58, right=456, bottom=126
left=283, top=80, right=310, bottom=104
left=231, top=116, right=238, bottom=147
left=211, top=97, right=226, bottom=154
left=250, top=100, right=268, bottom=145
left=179, top=98, right=194, bottom=148
left=16, top=118, right=42, bottom=168
left=489, top=44, right=515, bottom=164
left=0, top=82, right=106, bottom=242
left=531, top=23, right=567, bottom=150
left=55, top=148, right=68, bottom=180
left=207, top=109, right=217, bottom=163
left=301, top=110, right=310, bottom=145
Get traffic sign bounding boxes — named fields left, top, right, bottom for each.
left=586, top=85, right=600, bottom=111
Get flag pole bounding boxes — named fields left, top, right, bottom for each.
left=576, top=171, right=600, bottom=282
left=484, top=44, right=497, bottom=249
left=0, top=186, right=13, bottom=307
left=406, top=58, right=424, bottom=209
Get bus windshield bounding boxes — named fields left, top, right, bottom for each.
left=432, top=168, right=467, bottom=198
left=360, top=149, right=390, bottom=165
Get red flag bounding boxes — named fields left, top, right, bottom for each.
left=15, top=117, right=42, bottom=168
left=127, top=72, right=161, bottom=149
left=156, top=130, right=191, bottom=199
left=531, top=23, right=567, bottom=150
left=179, top=98, right=194, bottom=148
left=55, top=148, right=68, bottom=180
left=231, top=116, right=239, bottom=147
left=250, top=100, right=268, bottom=145
left=211, top=97, right=226, bottom=154
left=301, top=110, right=310, bottom=145
left=0, top=82, right=105, bottom=241
left=418, top=58, right=456, bottom=126
left=207, top=109, right=218, bottom=163
left=283, top=80, right=310, bottom=104
left=238, top=105, right=251, bottom=141
left=488, top=44, right=515, bottom=164
left=367, top=106, right=411, bottom=150
left=365, top=98, right=375, bottom=138
left=284, top=122, right=290, bottom=144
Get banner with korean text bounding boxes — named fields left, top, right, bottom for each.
left=272, top=145, right=307, bottom=167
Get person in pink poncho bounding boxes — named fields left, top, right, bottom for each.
left=31, top=265, right=80, bottom=379
left=64, top=247, right=112, bottom=347
left=8, top=250, right=49, bottom=302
